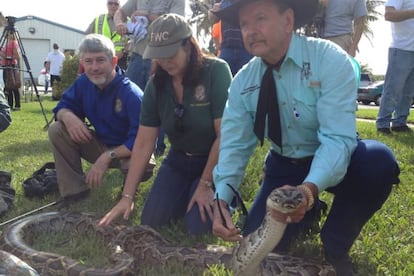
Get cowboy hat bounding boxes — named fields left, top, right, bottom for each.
left=211, top=0, right=319, bottom=28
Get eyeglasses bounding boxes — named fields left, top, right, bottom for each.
left=107, top=2, right=119, bottom=6
left=174, top=104, right=185, bottom=132
left=216, top=184, right=248, bottom=231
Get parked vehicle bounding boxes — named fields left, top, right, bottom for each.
left=357, top=80, right=384, bottom=106
left=360, top=73, right=372, bottom=87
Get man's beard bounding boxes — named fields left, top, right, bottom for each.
left=89, top=75, right=107, bottom=86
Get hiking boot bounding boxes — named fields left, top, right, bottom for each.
left=377, top=127, right=391, bottom=134
left=55, top=189, right=90, bottom=210
left=325, top=253, right=354, bottom=276
left=391, top=125, right=412, bottom=132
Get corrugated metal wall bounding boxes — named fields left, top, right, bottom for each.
left=0, top=15, right=85, bottom=87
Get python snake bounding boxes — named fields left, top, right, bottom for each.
left=0, top=189, right=335, bottom=275
left=231, top=186, right=313, bottom=275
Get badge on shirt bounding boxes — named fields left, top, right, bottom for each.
left=114, top=98, right=122, bottom=113
left=301, top=62, right=312, bottom=80
left=194, top=84, right=206, bottom=102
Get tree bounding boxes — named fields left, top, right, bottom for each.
left=188, top=0, right=212, bottom=50
left=364, top=0, right=385, bottom=45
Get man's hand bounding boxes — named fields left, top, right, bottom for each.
left=212, top=199, right=242, bottom=242
left=59, top=111, right=92, bottom=144
left=85, top=153, right=111, bottom=188
left=115, top=23, right=128, bottom=35
left=98, top=197, right=134, bottom=227
left=269, top=184, right=316, bottom=224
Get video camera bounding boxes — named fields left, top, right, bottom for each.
left=5, top=16, right=17, bottom=31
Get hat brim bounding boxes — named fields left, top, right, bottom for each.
left=143, top=40, right=182, bottom=59
left=211, top=0, right=319, bottom=28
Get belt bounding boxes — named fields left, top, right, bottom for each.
left=271, top=150, right=313, bottom=165
left=174, top=150, right=208, bottom=157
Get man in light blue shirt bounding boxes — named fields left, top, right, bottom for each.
left=211, top=0, right=400, bottom=274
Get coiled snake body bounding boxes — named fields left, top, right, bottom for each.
left=0, top=189, right=335, bottom=275
left=0, top=212, right=135, bottom=275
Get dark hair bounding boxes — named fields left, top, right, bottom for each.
left=152, top=36, right=205, bottom=91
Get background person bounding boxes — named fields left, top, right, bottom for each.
left=376, top=0, right=414, bottom=134
left=45, top=43, right=65, bottom=87
left=99, top=14, right=232, bottom=235
left=113, top=0, right=185, bottom=90
left=0, top=90, right=11, bottom=132
left=209, top=0, right=253, bottom=75
left=0, top=32, right=21, bottom=111
left=48, top=34, right=147, bottom=208
left=211, top=20, right=222, bottom=56
left=114, top=0, right=186, bottom=158
left=85, top=0, right=128, bottom=71
left=38, top=61, right=50, bottom=94
left=0, top=90, right=13, bottom=217
left=320, top=0, right=367, bottom=57
left=210, top=0, right=400, bottom=275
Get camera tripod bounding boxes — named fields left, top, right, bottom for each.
left=0, top=16, right=50, bottom=127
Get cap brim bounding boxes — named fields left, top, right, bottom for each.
left=211, top=0, right=319, bottom=29
left=143, top=40, right=182, bottom=60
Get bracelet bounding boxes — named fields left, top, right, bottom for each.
left=200, top=179, right=214, bottom=189
left=122, top=193, right=134, bottom=201
left=297, top=185, right=315, bottom=211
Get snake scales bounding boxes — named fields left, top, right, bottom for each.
left=0, top=188, right=335, bottom=275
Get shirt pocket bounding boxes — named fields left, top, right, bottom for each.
left=290, top=80, right=320, bottom=128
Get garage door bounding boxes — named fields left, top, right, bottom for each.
left=19, top=38, right=50, bottom=81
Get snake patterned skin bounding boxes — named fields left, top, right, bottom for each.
left=231, top=187, right=320, bottom=275
left=0, top=209, right=335, bottom=275
left=0, top=249, right=39, bottom=276
left=0, top=212, right=135, bottom=275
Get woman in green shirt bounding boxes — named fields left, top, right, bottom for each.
left=99, top=14, right=233, bottom=235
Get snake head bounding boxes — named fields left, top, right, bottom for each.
left=266, top=187, right=304, bottom=213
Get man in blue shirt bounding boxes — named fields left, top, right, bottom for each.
left=211, top=0, right=400, bottom=274
left=48, top=34, right=148, bottom=207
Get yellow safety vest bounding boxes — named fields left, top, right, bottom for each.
left=94, top=14, right=125, bottom=53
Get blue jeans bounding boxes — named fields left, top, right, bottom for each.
left=141, top=149, right=212, bottom=235
left=126, top=52, right=151, bottom=90
left=376, top=48, right=414, bottom=128
left=219, top=47, right=253, bottom=76
left=244, top=139, right=399, bottom=257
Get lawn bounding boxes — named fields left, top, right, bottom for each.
left=1, top=98, right=413, bottom=275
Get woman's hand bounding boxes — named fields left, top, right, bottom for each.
left=187, top=181, right=215, bottom=223
left=98, top=197, right=134, bottom=227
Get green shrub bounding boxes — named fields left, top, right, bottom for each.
left=52, top=55, right=80, bottom=100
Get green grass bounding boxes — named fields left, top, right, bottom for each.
left=1, top=99, right=414, bottom=275
left=356, top=106, right=414, bottom=124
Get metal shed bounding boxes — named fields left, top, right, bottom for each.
left=1, top=15, right=85, bottom=87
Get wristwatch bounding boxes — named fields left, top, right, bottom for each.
left=108, top=150, right=117, bottom=160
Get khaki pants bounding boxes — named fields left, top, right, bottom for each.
left=324, top=34, right=352, bottom=54
left=48, top=121, right=131, bottom=197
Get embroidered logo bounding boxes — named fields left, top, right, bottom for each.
left=150, top=31, right=169, bottom=42
left=114, top=98, right=122, bottom=113
left=301, top=62, right=312, bottom=80
left=194, top=85, right=206, bottom=102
